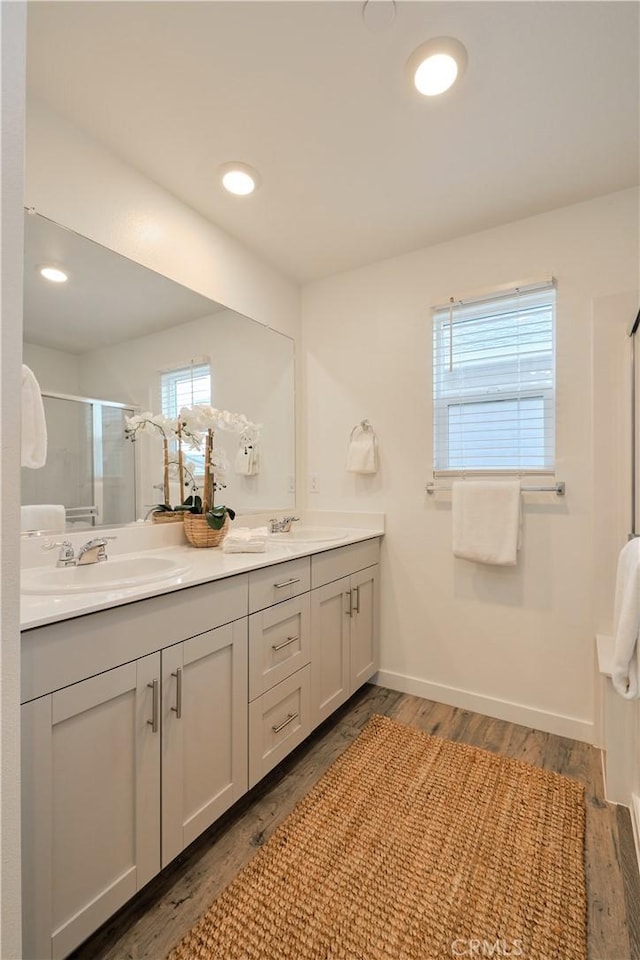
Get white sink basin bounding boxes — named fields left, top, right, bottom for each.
left=22, top=555, right=191, bottom=595
left=270, top=527, right=347, bottom=545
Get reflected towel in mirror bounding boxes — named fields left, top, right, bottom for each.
left=21, top=364, right=47, bottom=468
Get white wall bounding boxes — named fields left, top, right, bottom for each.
left=0, top=5, right=25, bottom=955
left=22, top=341, right=80, bottom=395
left=80, top=309, right=295, bottom=513
left=302, top=187, right=640, bottom=742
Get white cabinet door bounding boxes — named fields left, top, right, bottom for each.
left=22, top=654, right=161, bottom=960
left=350, top=565, right=379, bottom=693
left=310, top=575, right=352, bottom=727
left=162, top=620, right=248, bottom=867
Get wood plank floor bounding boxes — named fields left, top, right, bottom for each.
left=69, top=685, right=640, bottom=960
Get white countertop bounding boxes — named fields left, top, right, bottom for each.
left=21, top=525, right=383, bottom=631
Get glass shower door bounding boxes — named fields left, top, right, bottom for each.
left=21, top=394, right=137, bottom=529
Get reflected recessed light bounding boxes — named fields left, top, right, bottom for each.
left=219, top=162, right=261, bottom=196
left=39, top=266, right=68, bottom=283
left=407, top=37, right=468, bottom=96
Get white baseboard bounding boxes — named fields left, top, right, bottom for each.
left=374, top=669, right=594, bottom=744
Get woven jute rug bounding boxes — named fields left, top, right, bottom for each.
left=168, top=714, right=587, bottom=960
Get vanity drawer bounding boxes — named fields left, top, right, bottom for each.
left=249, top=665, right=311, bottom=788
left=248, top=556, right=310, bottom=613
left=249, top=594, right=310, bottom=701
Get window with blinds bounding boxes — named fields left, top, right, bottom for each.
left=160, top=362, right=211, bottom=418
left=160, top=362, right=211, bottom=471
left=432, top=281, right=556, bottom=474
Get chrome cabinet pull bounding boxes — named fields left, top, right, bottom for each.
left=346, top=590, right=353, bottom=618
left=171, top=667, right=183, bottom=719
left=354, top=585, right=360, bottom=614
left=272, top=712, right=298, bottom=734
left=274, top=577, right=301, bottom=589
left=147, top=679, right=159, bottom=733
left=272, top=635, right=299, bottom=652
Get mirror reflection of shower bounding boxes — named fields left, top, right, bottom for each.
left=21, top=392, right=137, bottom=529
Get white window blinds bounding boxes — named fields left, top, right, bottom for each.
left=432, top=281, right=556, bottom=474
left=160, top=362, right=211, bottom=419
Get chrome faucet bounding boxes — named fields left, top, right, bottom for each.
left=44, top=536, right=116, bottom=567
left=77, top=538, right=112, bottom=565
left=268, top=516, right=300, bottom=534
left=43, top=540, right=77, bottom=568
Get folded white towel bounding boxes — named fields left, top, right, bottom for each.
left=612, top=537, right=640, bottom=699
left=21, top=504, right=66, bottom=533
left=223, top=525, right=268, bottom=553
left=223, top=540, right=267, bottom=554
left=225, top=526, right=268, bottom=541
left=21, top=364, right=48, bottom=468
left=347, top=420, right=377, bottom=474
left=452, top=480, right=522, bottom=566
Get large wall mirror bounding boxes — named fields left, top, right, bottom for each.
left=22, top=211, right=295, bottom=531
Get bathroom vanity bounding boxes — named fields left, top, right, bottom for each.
left=20, top=530, right=381, bottom=960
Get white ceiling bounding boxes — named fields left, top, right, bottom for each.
left=26, top=1, right=640, bottom=284
left=24, top=213, right=222, bottom=353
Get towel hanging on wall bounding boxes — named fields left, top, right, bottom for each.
left=611, top=537, right=640, bottom=699
left=452, top=480, right=522, bottom=566
left=235, top=430, right=260, bottom=476
left=347, top=420, right=378, bottom=474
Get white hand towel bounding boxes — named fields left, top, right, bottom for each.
left=612, top=537, right=640, bottom=699
left=21, top=364, right=48, bottom=468
left=235, top=440, right=260, bottom=476
left=222, top=525, right=268, bottom=553
left=21, top=504, right=66, bottom=533
left=347, top=421, right=377, bottom=474
left=452, top=480, right=522, bottom=566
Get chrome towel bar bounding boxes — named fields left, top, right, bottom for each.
left=425, top=480, right=565, bottom=496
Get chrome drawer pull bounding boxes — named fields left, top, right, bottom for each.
left=274, top=577, right=301, bottom=589
left=171, top=667, right=183, bottom=719
left=146, top=679, right=159, bottom=733
left=354, top=585, right=360, bottom=614
left=272, top=635, right=299, bottom=652
left=272, top=711, right=299, bottom=734
left=346, top=590, right=353, bottom=618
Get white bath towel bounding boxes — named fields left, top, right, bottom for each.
left=222, top=526, right=268, bottom=554
left=612, top=537, right=640, bottom=699
left=21, top=504, right=66, bottom=533
left=452, top=480, right=522, bottom=566
left=347, top=420, right=377, bottom=474
left=21, top=364, right=48, bottom=468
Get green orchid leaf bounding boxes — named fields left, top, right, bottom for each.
left=205, top=508, right=226, bottom=530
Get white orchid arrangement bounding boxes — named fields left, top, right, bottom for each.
left=125, top=405, right=256, bottom=529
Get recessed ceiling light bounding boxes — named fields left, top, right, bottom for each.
left=219, top=162, right=261, bottom=196
left=39, top=266, right=68, bottom=283
left=407, top=37, right=468, bottom=97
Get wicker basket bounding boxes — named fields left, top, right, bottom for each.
left=183, top=513, right=230, bottom=548
left=151, top=510, right=184, bottom=524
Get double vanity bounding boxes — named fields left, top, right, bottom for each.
left=20, top=522, right=382, bottom=960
